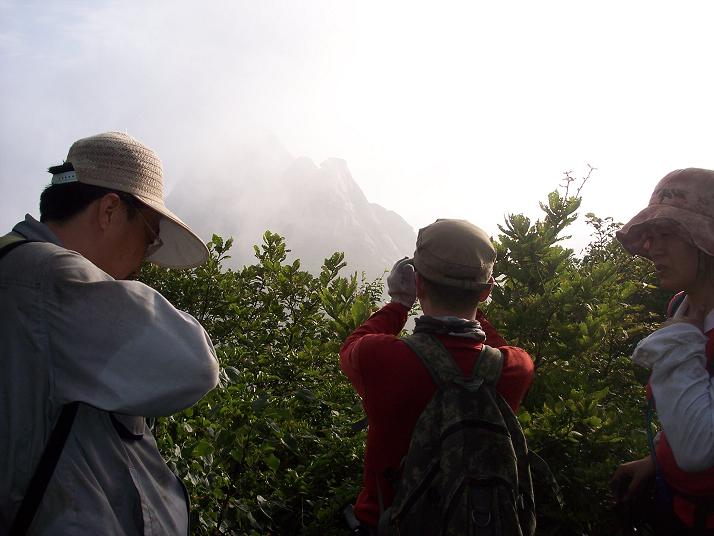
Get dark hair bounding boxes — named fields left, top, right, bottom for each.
left=420, top=276, right=487, bottom=311
left=40, top=163, right=139, bottom=223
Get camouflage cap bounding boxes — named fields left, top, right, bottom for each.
left=616, top=168, right=714, bottom=257
left=412, top=219, right=496, bottom=289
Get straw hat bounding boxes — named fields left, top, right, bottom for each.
left=412, top=219, right=495, bottom=289
left=616, top=168, right=714, bottom=257
left=52, top=131, right=208, bottom=268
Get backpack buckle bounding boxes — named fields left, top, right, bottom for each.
left=471, top=509, right=492, bottom=527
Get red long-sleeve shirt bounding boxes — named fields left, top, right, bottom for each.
left=339, top=302, right=535, bottom=527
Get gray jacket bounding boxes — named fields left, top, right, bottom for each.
left=0, top=215, right=219, bottom=535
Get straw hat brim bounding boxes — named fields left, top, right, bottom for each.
left=135, top=194, right=209, bottom=269
left=62, top=131, right=209, bottom=268
left=616, top=203, right=714, bottom=258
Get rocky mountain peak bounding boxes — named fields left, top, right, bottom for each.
left=167, top=143, right=416, bottom=278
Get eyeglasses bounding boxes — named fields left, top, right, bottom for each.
left=136, top=208, right=163, bottom=258
left=117, top=193, right=163, bottom=258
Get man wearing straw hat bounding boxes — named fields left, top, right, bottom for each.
left=0, top=132, right=219, bottom=534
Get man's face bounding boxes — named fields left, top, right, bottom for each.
left=108, top=200, right=162, bottom=280
left=641, top=224, right=699, bottom=292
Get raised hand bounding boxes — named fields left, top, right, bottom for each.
left=387, top=257, right=416, bottom=308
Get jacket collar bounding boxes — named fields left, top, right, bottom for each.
left=12, top=214, right=64, bottom=247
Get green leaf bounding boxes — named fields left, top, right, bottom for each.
left=264, top=453, right=280, bottom=472
left=192, top=440, right=214, bottom=457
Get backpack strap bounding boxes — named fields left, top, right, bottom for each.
left=9, top=402, right=80, bottom=535
left=471, top=344, right=504, bottom=386
left=3, top=232, right=80, bottom=534
left=0, top=232, right=28, bottom=260
left=401, top=334, right=504, bottom=391
left=401, top=333, right=464, bottom=388
left=666, top=291, right=686, bottom=318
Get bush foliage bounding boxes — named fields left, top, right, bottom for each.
left=139, top=182, right=669, bottom=535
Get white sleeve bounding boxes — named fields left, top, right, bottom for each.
left=633, top=322, right=714, bottom=471
left=45, top=249, right=219, bottom=416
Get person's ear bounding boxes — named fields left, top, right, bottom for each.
left=96, top=193, right=123, bottom=232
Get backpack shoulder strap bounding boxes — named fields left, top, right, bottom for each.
left=0, top=232, right=27, bottom=260
left=3, top=232, right=75, bottom=534
left=472, top=344, right=504, bottom=386
left=401, top=333, right=463, bottom=388
left=10, top=402, right=79, bottom=535
left=667, top=291, right=686, bottom=318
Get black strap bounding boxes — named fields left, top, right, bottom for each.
left=0, top=233, right=28, bottom=261
left=9, top=402, right=80, bottom=535
left=4, top=235, right=83, bottom=533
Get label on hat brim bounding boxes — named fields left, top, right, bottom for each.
left=51, top=171, right=78, bottom=184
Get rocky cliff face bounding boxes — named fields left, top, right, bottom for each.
left=167, top=141, right=416, bottom=278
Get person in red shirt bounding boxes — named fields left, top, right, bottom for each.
left=612, top=168, right=714, bottom=535
left=340, top=219, right=535, bottom=532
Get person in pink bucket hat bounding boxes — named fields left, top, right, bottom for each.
left=612, top=168, right=714, bottom=535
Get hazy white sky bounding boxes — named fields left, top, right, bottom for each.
left=2, top=0, right=714, bottom=251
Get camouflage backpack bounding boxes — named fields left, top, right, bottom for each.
left=378, top=333, right=536, bottom=536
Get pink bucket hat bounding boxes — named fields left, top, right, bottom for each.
left=51, top=132, right=209, bottom=269
left=616, top=168, right=714, bottom=257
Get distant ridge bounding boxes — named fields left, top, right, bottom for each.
left=167, top=138, right=416, bottom=278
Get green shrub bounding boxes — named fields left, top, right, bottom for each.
left=140, top=181, right=668, bottom=535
